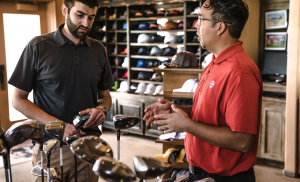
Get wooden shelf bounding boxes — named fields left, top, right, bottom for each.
left=156, top=91, right=194, bottom=98
left=131, top=68, right=154, bottom=72
left=186, top=15, right=198, bottom=18
left=130, top=30, right=184, bottom=34
left=187, top=29, right=197, bottom=32
left=107, top=42, right=116, bottom=45
left=108, top=54, right=127, bottom=57
left=117, top=18, right=126, bottom=21
left=116, top=30, right=126, bottom=33
left=117, top=42, right=127, bottom=45
left=263, top=82, right=286, bottom=93
left=130, top=16, right=184, bottom=21
left=130, top=43, right=183, bottom=46
left=131, top=55, right=173, bottom=59
left=111, top=66, right=127, bottom=69
left=152, top=67, right=203, bottom=74
left=131, top=79, right=163, bottom=84
left=106, top=30, right=115, bottom=33
left=186, top=43, right=200, bottom=46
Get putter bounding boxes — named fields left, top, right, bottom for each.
left=112, top=115, right=141, bottom=161
left=133, top=156, right=171, bottom=182
left=43, top=138, right=59, bottom=182
left=66, top=136, right=79, bottom=182
left=31, top=164, right=61, bottom=182
left=45, top=120, right=65, bottom=182
left=70, top=135, right=113, bottom=164
left=4, top=119, right=40, bottom=182
left=93, top=156, right=136, bottom=182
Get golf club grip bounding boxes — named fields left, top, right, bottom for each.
left=60, top=147, right=63, bottom=182
left=3, top=156, right=10, bottom=182
left=40, top=150, right=44, bottom=182
left=74, top=155, right=77, bottom=182
left=117, top=130, right=120, bottom=161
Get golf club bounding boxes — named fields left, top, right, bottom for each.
left=4, top=119, right=41, bottom=182
left=43, top=138, right=59, bottom=182
left=45, top=120, right=66, bottom=182
left=66, top=136, right=79, bottom=182
left=112, top=115, right=141, bottom=161
left=70, top=135, right=113, bottom=164
left=31, top=164, right=61, bottom=182
left=0, top=127, right=9, bottom=182
left=93, top=156, right=136, bottom=182
left=73, top=114, right=90, bottom=128
left=133, top=156, right=171, bottom=182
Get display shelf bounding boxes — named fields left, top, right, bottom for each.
left=155, top=91, right=194, bottom=98
left=131, top=67, right=154, bottom=72
left=187, top=29, right=197, bottom=32
left=116, top=30, right=126, bottom=33
left=152, top=67, right=203, bottom=74
left=187, top=15, right=198, bottom=18
left=131, top=79, right=163, bottom=85
left=111, top=66, right=127, bottom=69
left=117, top=42, right=127, bottom=45
left=263, top=82, right=286, bottom=93
left=117, top=18, right=126, bottom=21
left=117, top=78, right=126, bottom=81
left=106, top=30, right=115, bottom=33
left=107, top=42, right=116, bottom=45
left=129, top=16, right=184, bottom=21
left=130, top=43, right=183, bottom=46
left=186, top=43, right=200, bottom=46
left=131, top=55, right=173, bottom=59
left=130, top=30, right=184, bottom=34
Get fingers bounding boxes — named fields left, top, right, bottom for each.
left=83, top=108, right=105, bottom=128
left=79, top=109, right=90, bottom=115
left=63, top=124, right=82, bottom=144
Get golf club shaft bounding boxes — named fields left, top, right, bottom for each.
left=117, top=130, right=120, bottom=161
left=47, top=155, right=50, bottom=182
left=60, top=145, right=63, bottom=182
left=40, top=144, right=44, bottom=182
left=74, top=155, right=77, bottom=182
left=7, top=149, right=12, bottom=182
left=3, top=155, right=12, bottom=182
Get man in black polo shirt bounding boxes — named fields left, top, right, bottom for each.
left=8, top=0, right=114, bottom=181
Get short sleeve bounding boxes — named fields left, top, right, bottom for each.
left=8, top=44, right=37, bottom=92
left=97, top=46, right=115, bottom=90
left=224, top=73, right=261, bottom=135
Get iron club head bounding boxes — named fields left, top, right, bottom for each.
left=45, top=120, right=66, bottom=141
left=70, top=135, right=113, bottom=164
left=93, top=156, right=136, bottom=182
left=113, top=115, right=141, bottom=130
left=43, top=138, right=59, bottom=156
left=133, top=156, right=171, bottom=180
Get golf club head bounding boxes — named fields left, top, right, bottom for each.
left=43, top=138, right=59, bottom=156
left=93, top=156, right=136, bottom=182
left=31, top=126, right=44, bottom=145
left=0, top=139, right=7, bottom=156
left=113, top=115, right=141, bottom=130
left=70, top=135, right=113, bottom=164
left=31, top=164, right=61, bottom=180
left=5, top=119, right=40, bottom=148
left=133, top=156, right=171, bottom=179
left=65, top=136, right=79, bottom=145
left=45, top=120, right=66, bottom=141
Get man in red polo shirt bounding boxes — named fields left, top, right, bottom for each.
left=144, top=0, right=262, bottom=181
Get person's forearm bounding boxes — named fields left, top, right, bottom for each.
left=12, top=98, right=57, bottom=126
left=174, top=105, right=193, bottom=116
left=97, top=92, right=112, bottom=110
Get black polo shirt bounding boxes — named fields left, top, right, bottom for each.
left=8, top=24, right=114, bottom=142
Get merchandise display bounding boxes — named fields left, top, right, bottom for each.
left=137, top=33, right=150, bottom=43
left=149, top=34, right=163, bottom=43
left=122, top=71, right=128, bottom=79
left=173, top=79, right=199, bottom=92
left=190, top=6, right=200, bottom=15
left=144, top=83, right=156, bottom=95
left=117, top=81, right=129, bottom=92
left=135, top=82, right=147, bottom=94
left=120, top=22, right=127, bottom=30
left=162, top=20, right=177, bottom=30
left=150, top=73, right=163, bottom=82
left=150, top=47, right=163, bottom=56
left=163, top=47, right=177, bottom=56
left=164, top=51, right=198, bottom=68
left=191, top=19, right=198, bottom=29
left=137, top=22, right=150, bottom=30
left=122, top=57, right=129, bottom=67
left=137, top=72, right=152, bottom=80
left=120, top=47, right=128, bottom=54
left=136, top=60, right=148, bottom=68
left=137, top=47, right=150, bottom=55
left=153, top=85, right=163, bottom=95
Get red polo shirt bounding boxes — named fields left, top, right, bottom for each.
left=185, top=41, right=263, bottom=176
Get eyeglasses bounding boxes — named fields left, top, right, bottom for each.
left=198, top=17, right=232, bottom=25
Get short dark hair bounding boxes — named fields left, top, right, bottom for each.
left=64, top=0, right=100, bottom=14
left=203, top=0, right=249, bottom=39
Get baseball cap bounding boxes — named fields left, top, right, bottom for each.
left=164, top=34, right=176, bottom=44
left=112, top=23, right=116, bottom=30
left=122, top=71, right=128, bottom=79
left=149, top=35, right=163, bottom=43
left=191, top=19, right=198, bottom=29
left=162, top=20, right=177, bottom=30
left=135, top=82, right=147, bottom=94
left=156, top=10, right=165, bottom=16
left=120, top=22, right=127, bottom=30
left=122, top=57, right=129, bottom=67
left=111, top=81, right=118, bottom=91
left=177, top=47, right=184, bottom=53
left=195, top=47, right=201, bottom=56
left=137, top=72, right=152, bottom=80
left=173, top=79, right=198, bottom=92
left=120, top=11, right=127, bottom=19
left=136, top=60, right=148, bottom=68
left=191, top=34, right=199, bottom=43
left=120, top=47, right=128, bottom=55
left=150, top=73, right=163, bottom=82
left=146, top=9, right=157, bottom=16
left=164, top=51, right=198, bottom=68
left=176, top=22, right=184, bottom=29
left=149, top=23, right=159, bottom=30
left=150, top=47, right=163, bottom=56
left=135, top=11, right=146, bottom=17
left=128, top=83, right=138, bottom=93
left=137, top=47, right=149, bottom=55
left=137, top=22, right=150, bottom=30
left=153, top=85, right=163, bottom=95
left=190, top=7, right=200, bottom=15
left=163, top=47, right=177, bottom=56
left=144, top=84, right=156, bottom=95
left=117, top=81, right=129, bottom=92
left=167, top=10, right=179, bottom=16
left=109, top=13, right=116, bottom=20
left=102, top=35, right=107, bottom=42
left=137, top=33, right=150, bottom=43
left=100, top=25, right=106, bottom=32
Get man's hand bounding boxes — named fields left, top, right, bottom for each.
left=144, top=98, right=173, bottom=127
left=62, top=123, right=85, bottom=144
left=79, top=108, right=105, bottom=128
left=153, top=104, right=192, bottom=134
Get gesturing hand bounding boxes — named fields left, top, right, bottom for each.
left=79, top=108, right=105, bottom=128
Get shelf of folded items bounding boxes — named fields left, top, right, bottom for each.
left=131, top=55, right=173, bottom=59
left=186, top=43, right=200, bottom=46
left=131, top=79, right=163, bottom=85
left=131, top=68, right=154, bottom=72
left=129, top=16, right=184, bottom=21
left=130, top=43, right=183, bottom=46
left=152, top=67, right=203, bottom=74
left=155, top=91, right=194, bottom=98
left=130, top=30, right=184, bottom=34
left=187, top=29, right=197, bottom=32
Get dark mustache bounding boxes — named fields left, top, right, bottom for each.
left=77, top=25, right=88, bottom=30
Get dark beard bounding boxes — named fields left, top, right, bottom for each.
left=66, top=14, right=90, bottom=40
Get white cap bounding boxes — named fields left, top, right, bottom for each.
left=153, top=85, right=163, bottom=95
left=144, top=84, right=156, bottom=95
left=117, top=81, right=128, bottom=92
left=177, top=47, right=184, bottom=53
left=100, top=25, right=106, bottom=32
left=164, top=34, right=176, bottom=44
left=135, top=82, right=147, bottom=94
left=150, top=73, right=163, bottom=82
left=190, top=7, right=200, bottom=15
left=173, top=79, right=198, bottom=92
left=122, top=57, right=129, bottom=67
left=202, top=53, right=213, bottom=69
left=137, top=34, right=150, bottom=43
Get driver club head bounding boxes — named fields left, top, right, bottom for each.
left=65, top=136, right=79, bottom=145
left=133, top=156, right=171, bottom=179
left=0, top=139, right=7, bottom=156
left=93, top=156, right=136, bottom=182
left=45, top=120, right=65, bottom=141
left=5, top=119, right=40, bottom=148
left=30, top=126, right=44, bottom=145
left=70, top=135, right=113, bottom=164
left=43, top=138, right=59, bottom=156
left=113, top=115, right=141, bottom=130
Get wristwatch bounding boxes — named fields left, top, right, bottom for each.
left=96, top=105, right=108, bottom=116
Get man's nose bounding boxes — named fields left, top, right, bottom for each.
left=82, top=17, right=89, bottom=27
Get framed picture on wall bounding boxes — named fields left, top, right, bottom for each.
left=265, top=10, right=287, bottom=29
left=265, top=32, right=287, bottom=51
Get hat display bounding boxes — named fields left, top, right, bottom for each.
left=176, top=22, right=184, bottom=29
left=153, top=85, right=163, bottom=95
left=156, top=10, right=165, bottom=16
left=112, top=23, right=116, bottom=30
left=120, top=47, right=128, bottom=55
left=120, top=11, right=127, bottom=18
left=146, top=9, right=157, bottom=16
left=137, top=72, right=152, bottom=80
left=102, top=35, right=107, bottom=42
left=137, top=33, right=150, bottom=43
left=195, top=47, right=201, bottom=56
left=149, top=34, right=163, bottom=43
left=173, top=79, right=198, bottom=92
left=136, top=60, right=148, bottom=68
left=191, top=19, right=198, bottom=29
left=190, top=7, right=200, bottom=15
left=163, top=47, right=177, bottom=56
left=191, top=34, right=199, bottom=43
left=150, top=47, right=163, bottom=56
left=117, top=80, right=129, bottom=92
left=135, top=82, right=147, bottom=94
left=109, top=13, right=116, bottom=20
left=135, top=11, right=146, bottom=17
left=137, top=47, right=149, bottom=55
left=144, top=84, right=156, bottom=95
left=149, top=23, right=159, bottom=30
left=150, top=73, right=163, bottom=82
left=162, top=20, right=177, bottom=30
left=121, top=22, right=127, bottom=30
left=100, top=25, right=106, bottom=32
left=164, top=51, right=198, bottom=68
left=122, top=71, right=128, bottom=79
left=137, top=22, right=150, bottom=30
left=128, top=83, right=138, bottom=93
left=164, top=34, right=177, bottom=44
left=122, top=57, right=129, bottom=67
left=167, top=10, right=179, bottom=16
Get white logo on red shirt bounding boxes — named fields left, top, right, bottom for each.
left=209, top=81, right=215, bottom=88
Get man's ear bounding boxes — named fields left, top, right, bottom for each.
left=217, top=23, right=226, bottom=36
left=62, top=4, right=68, bottom=16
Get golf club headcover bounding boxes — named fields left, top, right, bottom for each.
left=175, top=148, right=186, bottom=163
left=155, top=148, right=180, bottom=164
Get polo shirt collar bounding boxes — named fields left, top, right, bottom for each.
left=53, top=23, right=91, bottom=47
left=214, top=41, right=244, bottom=64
